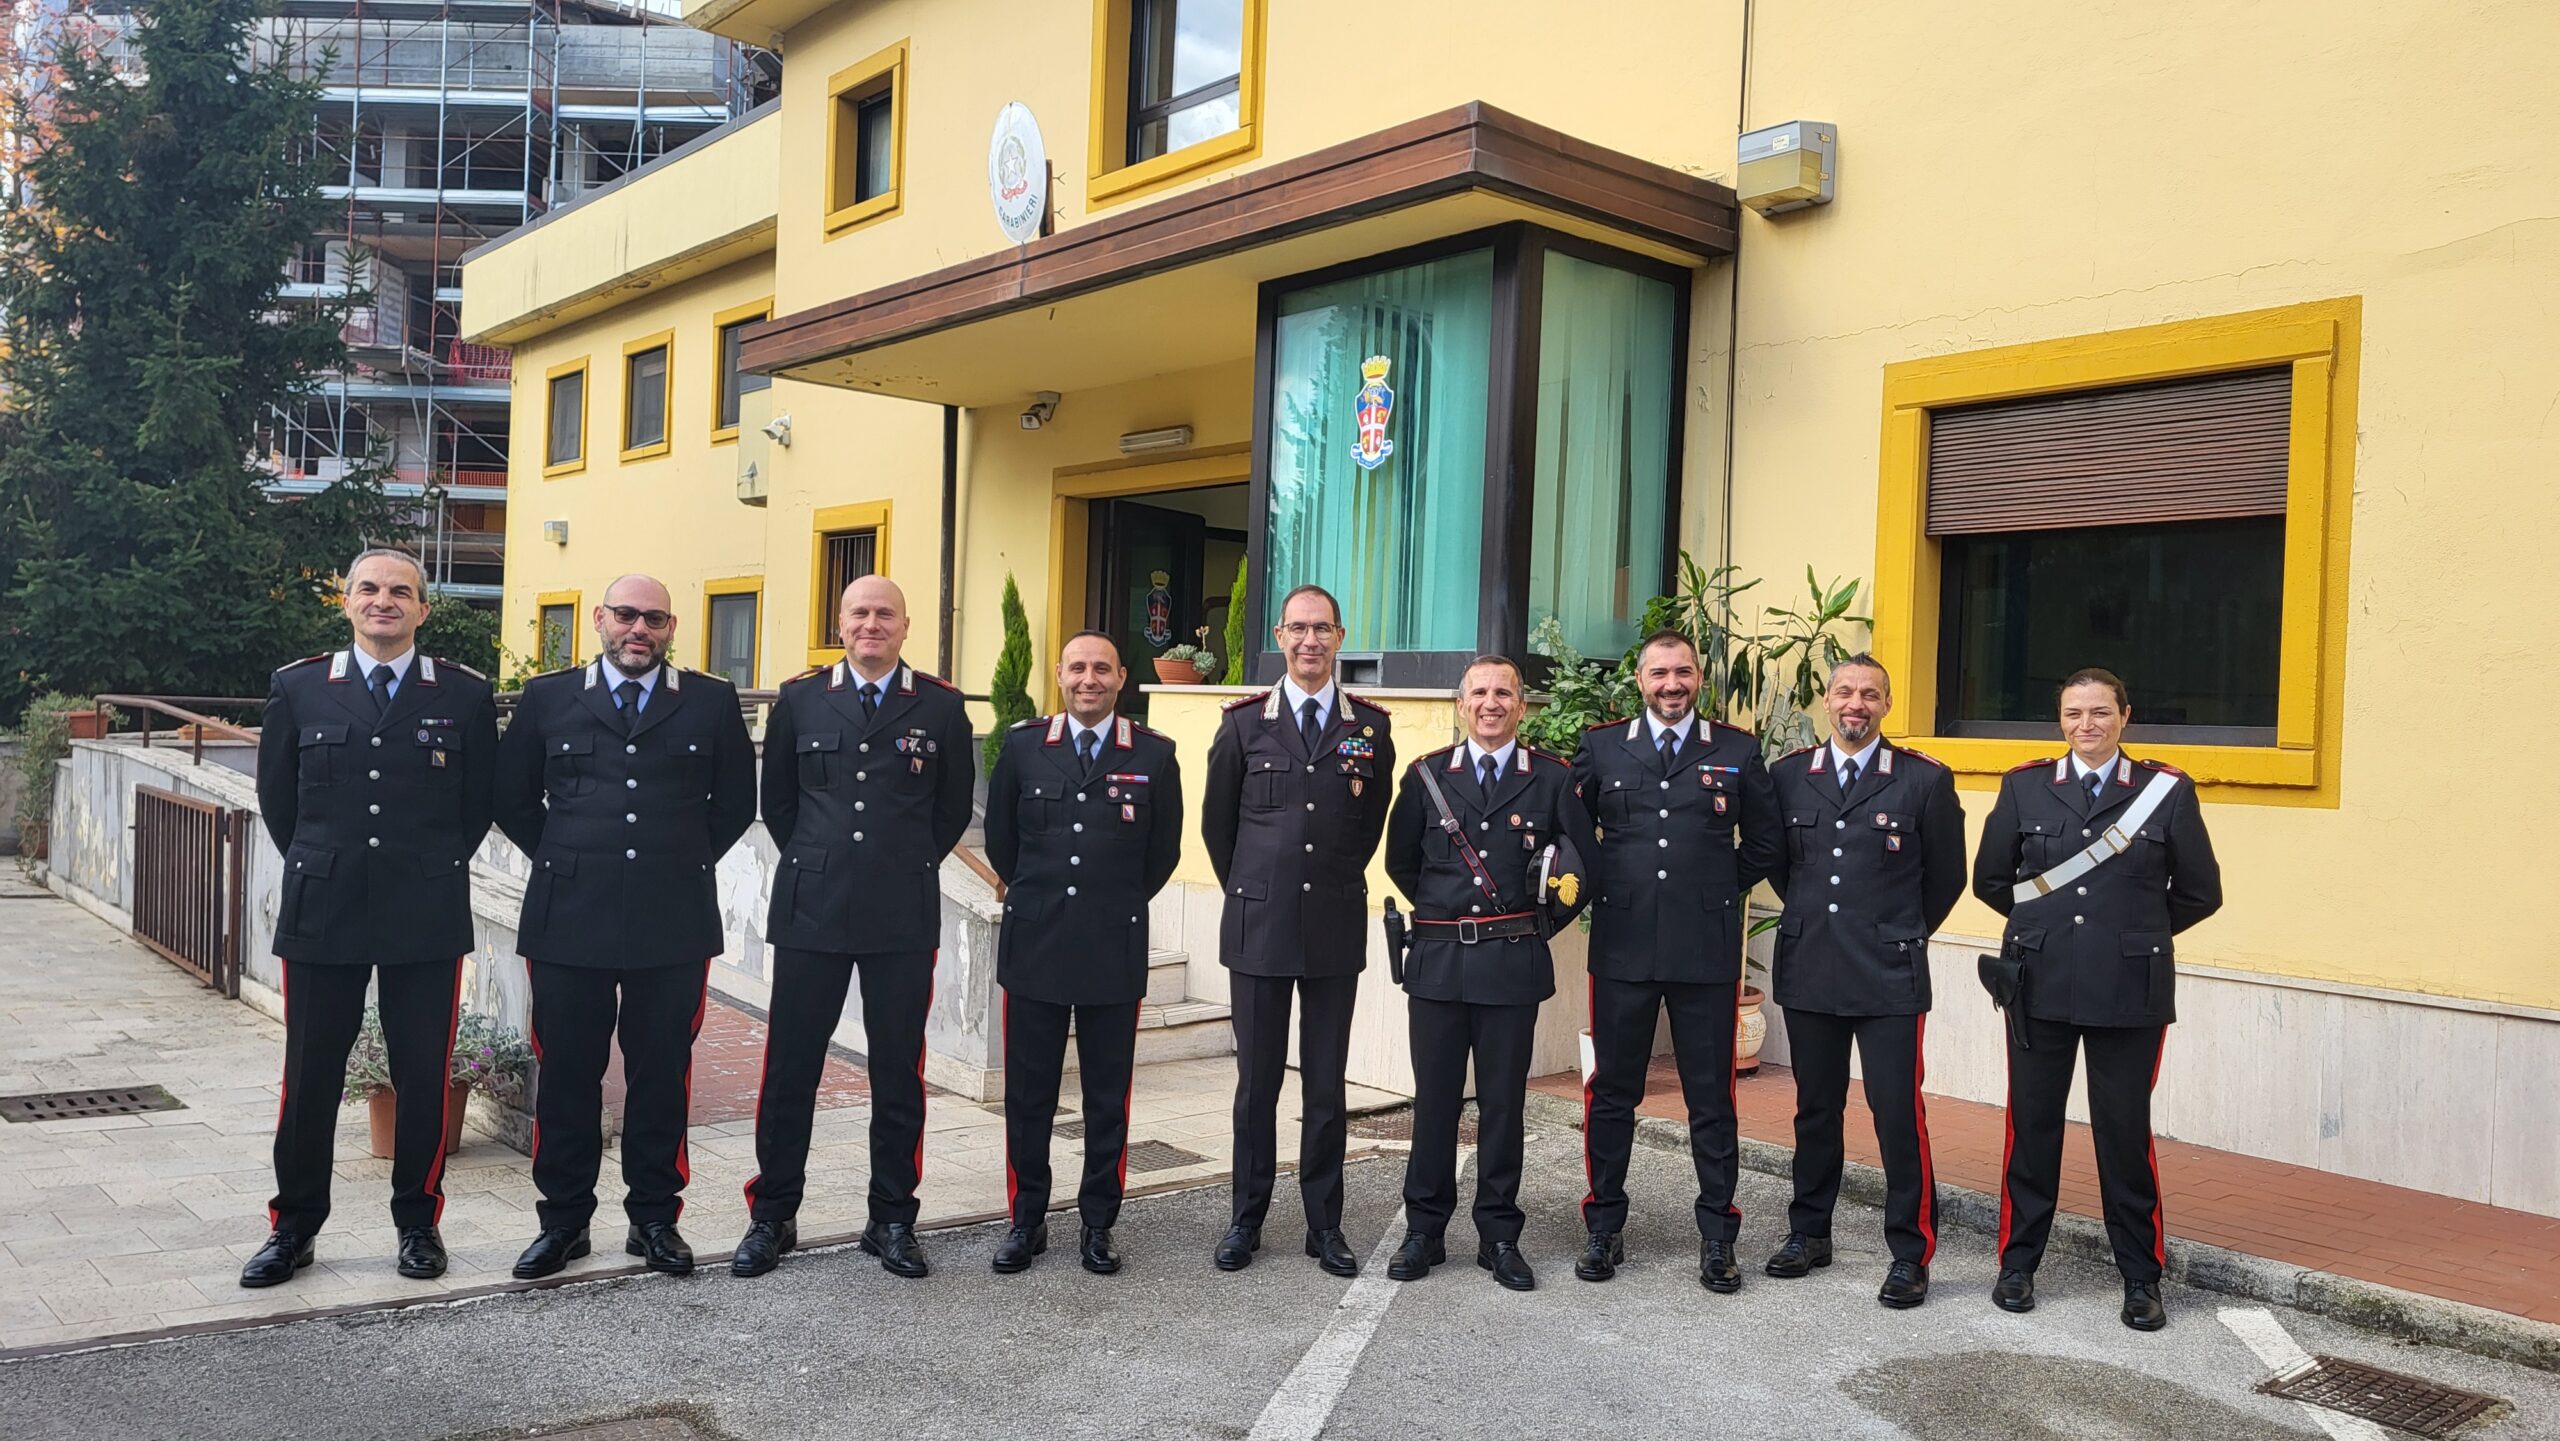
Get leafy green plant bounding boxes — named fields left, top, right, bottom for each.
left=450, top=1011, right=532, bottom=1108
left=14, top=692, right=91, bottom=858
left=1160, top=642, right=1218, bottom=679
left=1221, top=555, right=1248, bottom=684
left=414, top=591, right=503, bottom=679
left=983, top=573, right=1036, bottom=770
left=342, top=1005, right=394, bottom=1102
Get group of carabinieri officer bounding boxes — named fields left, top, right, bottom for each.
left=244, top=555, right=2218, bottom=1332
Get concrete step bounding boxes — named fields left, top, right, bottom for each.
left=1064, top=996, right=1234, bottom=1069
left=1146, top=948, right=1187, bottom=1007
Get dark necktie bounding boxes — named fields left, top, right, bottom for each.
left=2088, top=769, right=2107, bottom=802
left=861, top=682, right=881, bottom=720
left=1839, top=757, right=1859, bottom=792
left=614, top=679, right=642, bottom=734
left=1657, top=728, right=1678, bottom=772
left=1478, top=754, right=1499, bottom=799
left=367, top=663, right=395, bottom=716
left=1300, top=697, right=1322, bottom=756
left=1077, top=729, right=1100, bottom=773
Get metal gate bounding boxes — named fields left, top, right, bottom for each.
left=131, top=786, right=244, bottom=997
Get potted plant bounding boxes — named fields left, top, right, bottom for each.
left=448, top=1011, right=532, bottom=1151
left=1153, top=627, right=1219, bottom=686
left=342, top=1005, right=399, bottom=1159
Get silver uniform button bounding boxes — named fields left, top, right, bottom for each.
left=855, top=801, right=866, bottom=812
left=625, top=813, right=637, bottom=823
left=859, top=743, right=870, bottom=752
left=1301, top=882, right=1312, bottom=892
left=626, top=779, right=638, bottom=789
left=2074, top=915, right=2085, bottom=924
left=1470, top=904, right=1482, bottom=914
left=368, top=804, right=379, bottom=815
left=1829, top=875, right=1840, bottom=885
left=1835, top=820, right=1846, bottom=830
left=1659, top=780, right=1669, bottom=790
left=626, top=848, right=637, bottom=859
left=625, top=744, right=637, bottom=755
left=370, top=736, right=382, bottom=748
left=1066, top=886, right=1077, bottom=897
left=1072, top=823, right=1083, bottom=833
left=561, top=743, right=572, bottom=752
left=1657, top=838, right=1669, bottom=849
left=1828, top=902, right=1839, bottom=913
left=1305, top=802, right=1316, bottom=812
left=856, top=771, right=867, bottom=782
left=1480, top=821, right=1489, bottom=831
left=1832, top=847, right=1843, bottom=857
left=1305, top=764, right=1316, bottom=774
left=367, top=837, right=379, bottom=847
left=1659, top=809, right=1669, bottom=819
left=2082, top=828, right=2093, bottom=837
left=853, top=831, right=865, bottom=842
left=1077, top=793, right=1088, bottom=802
left=1070, top=856, right=1081, bottom=866
left=1304, top=843, right=1314, bottom=853
left=368, top=770, right=380, bottom=780
left=2076, top=885, right=2087, bottom=895
left=293, top=861, right=303, bottom=870
left=1656, top=869, right=1667, bottom=880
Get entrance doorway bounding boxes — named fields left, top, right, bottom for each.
left=1086, top=484, right=1247, bottom=719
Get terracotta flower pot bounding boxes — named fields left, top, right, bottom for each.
left=443, top=1081, right=470, bottom=1152
left=366, top=1082, right=472, bottom=1158
left=1735, top=986, right=1767, bottom=1076
left=65, top=710, right=107, bottom=740
left=1152, top=658, right=1201, bottom=685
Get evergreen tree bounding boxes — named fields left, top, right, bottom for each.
left=0, top=0, right=402, bottom=721
left=983, top=572, right=1035, bottom=769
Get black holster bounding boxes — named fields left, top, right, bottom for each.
left=1382, top=897, right=1409, bottom=987
left=1977, top=950, right=2033, bottom=1051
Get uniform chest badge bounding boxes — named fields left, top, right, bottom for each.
left=1713, top=794, right=1728, bottom=814
left=1350, top=778, right=1364, bottom=797
left=1121, top=803, right=1137, bottom=823
left=1335, top=737, right=1375, bottom=759
left=431, top=750, right=447, bottom=768
left=1886, top=834, right=1904, bottom=852
left=1875, top=812, right=1890, bottom=826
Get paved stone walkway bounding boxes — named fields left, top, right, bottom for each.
left=1529, top=1053, right=2560, bottom=1324
left=0, top=887, right=1382, bottom=1352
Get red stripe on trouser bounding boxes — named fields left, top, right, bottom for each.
left=1115, top=1005, right=1140, bottom=1188
left=269, top=960, right=293, bottom=1230
left=421, top=958, right=465, bottom=1225
left=1724, top=979, right=1743, bottom=1222
left=2146, top=1028, right=2169, bottom=1266
left=1911, top=1013, right=1937, bottom=1264
left=1001, top=992, right=1018, bottom=1217
left=912, top=953, right=937, bottom=1188
left=1995, top=1038, right=2017, bottom=1256
left=524, top=957, right=545, bottom=1175
left=671, top=961, right=711, bottom=1219
left=1579, top=973, right=1597, bottom=1211
left=741, top=1002, right=777, bottom=1208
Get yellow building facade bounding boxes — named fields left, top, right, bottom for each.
left=466, top=0, right=2560, bottom=1214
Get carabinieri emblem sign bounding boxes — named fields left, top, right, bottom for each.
left=1350, top=355, right=1395, bottom=470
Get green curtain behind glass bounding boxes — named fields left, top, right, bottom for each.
left=1265, top=248, right=1493, bottom=651
left=1529, top=251, right=1674, bottom=658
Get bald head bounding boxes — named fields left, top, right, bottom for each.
left=603, top=573, right=672, bottom=611
left=594, top=573, right=676, bottom=679
left=838, top=572, right=911, bottom=676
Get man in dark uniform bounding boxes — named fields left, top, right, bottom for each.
left=734, top=574, right=973, bottom=1279
left=1974, top=667, right=2221, bottom=1331
left=1764, top=654, right=1966, bottom=1308
left=493, top=574, right=756, bottom=1279
left=1570, top=629, right=1781, bottom=1291
left=982, top=631, right=1184, bottom=1275
left=1201, top=582, right=1394, bottom=1276
left=1382, top=656, right=1592, bottom=1291
left=244, top=548, right=496, bottom=1288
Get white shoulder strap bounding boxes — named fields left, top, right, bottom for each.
left=2011, top=768, right=2181, bottom=905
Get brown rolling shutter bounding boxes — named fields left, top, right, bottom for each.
left=1924, top=367, right=2292, bottom=535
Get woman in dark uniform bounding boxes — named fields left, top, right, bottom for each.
left=1972, top=667, right=2221, bottom=1331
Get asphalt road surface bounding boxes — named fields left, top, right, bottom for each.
left=3, top=1130, right=2553, bottom=1441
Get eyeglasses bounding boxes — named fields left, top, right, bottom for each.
left=1275, top=622, right=1342, bottom=641
left=605, top=605, right=673, bottom=629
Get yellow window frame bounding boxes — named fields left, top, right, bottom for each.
left=618, top=330, right=675, bottom=463
left=702, top=574, right=765, bottom=687
left=1085, top=0, right=1266, bottom=209
left=807, top=500, right=893, bottom=668
left=1870, top=296, right=2359, bottom=808
left=823, top=41, right=908, bottom=239
left=533, top=588, right=583, bottom=670
left=541, top=358, right=589, bottom=478
left=709, top=297, right=775, bottom=445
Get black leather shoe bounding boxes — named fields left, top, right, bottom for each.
left=2121, top=1280, right=2168, bottom=1331
left=395, top=1226, right=446, bottom=1280
left=731, top=1218, right=797, bottom=1277
left=238, top=1230, right=314, bottom=1289
left=1079, top=1226, right=1121, bottom=1275
left=1993, top=1268, right=2037, bottom=1313
left=1573, top=1231, right=1625, bottom=1283
left=1763, top=1232, right=1833, bottom=1278
left=625, top=1221, right=694, bottom=1276
left=860, top=1221, right=930, bottom=1278
left=1699, top=1239, right=1743, bottom=1293
left=992, top=1223, right=1048, bottom=1274
left=1306, top=1227, right=1359, bottom=1277
left=512, top=1226, right=591, bottom=1279
left=1213, top=1224, right=1261, bottom=1271
left=1386, top=1232, right=1445, bottom=1282
left=1477, top=1239, right=1537, bottom=1292
left=1878, top=1259, right=1930, bottom=1309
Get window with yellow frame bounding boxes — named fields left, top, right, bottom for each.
left=806, top=500, right=892, bottom=666
left=710, top=298, right=774, bottom=443
left=703, top=576, right=763, bottom=687
left=620, top=330, right=674, bottom=462
left=1869, top=297, right=2359, bottom=807
left=824, top=42, right=907, bottom=237
left=534, top=589, right=582, bottom=670
left=1086, top=0, right=1265, bottom=207
left=542, top=359, right=588, bottom=478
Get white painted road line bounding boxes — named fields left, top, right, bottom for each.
left=1244, top=1218, right=1414, bottom=1441
left=2217, top=1306, right=2393, bottom=1441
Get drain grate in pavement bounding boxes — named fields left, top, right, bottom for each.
left=1056, top=1118, right=1085, bottom=1139
left=0, top=1085, right=185, bottom=1123
left=1123, top=1139, right=1207, bottom=1173
left=2258, top=1355, right=2505, bottom=1437
left=1346, top=1104, right=1476, bottom=1145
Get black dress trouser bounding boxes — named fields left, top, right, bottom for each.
left=1001, top=994, right=1142, bottom=1230
left=526, top=958, right=710, bottom=1231
left=269, top=959, right=463, bottom=1235
left=1998, top=1014, right=2170, bottom=1283
left=1782, top=1007, right=1939, bottom=1265
left=1228, top=971, right=1359, bottom=1232
left=1401, top=997, right=1538, bottom=1245
left=747, top=947, right=934, bottom=1226
left=1581, top=976, right=1741, bottom=1242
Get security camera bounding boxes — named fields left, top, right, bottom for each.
left=761, top=414, right=793, bottom=447
left=1020, top=391, right=1060, bottom=431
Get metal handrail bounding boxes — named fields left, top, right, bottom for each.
left=91, top=695, right=263, bottom=767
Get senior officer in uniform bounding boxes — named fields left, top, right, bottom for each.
left=982, top=631, right=1184, bottom=1276
left=1570, top=629, right=1782, bottom=1291
left=493, top=574, right=756, bottom=1279
left=735, top=574, right=973, bottom=1279
left=1974, top=666, right=2221, bottom=1331
left=1201, top=582, right=1394, bottom=1276
left=1764, top=654, right=1966, bottom=1308
left=244, top=548, right=496, bottom=1288
left=1381, top=656, right=1592, bottom=1291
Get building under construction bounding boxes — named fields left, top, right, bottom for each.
left=92, top=0, right=774, bottom=605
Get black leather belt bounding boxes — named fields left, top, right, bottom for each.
left=1412, top=913, right=1539, bottom=944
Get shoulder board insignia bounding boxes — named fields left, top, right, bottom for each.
left=1128, top=723, right=1169, bottom=743
left=1895, top=745, right=1944, bottom=769
left=1583, top=716, right=1626, bottom=732
left=533, top=664, right=582, bottom=681
left=1419, top=743, right=1460, bottom=765
left=1525, top=746, right=1571, bottom=767
left=1780, top=744, right=1817, bottom=760
left=1008, top=715, right=1047, bottom=730
left=2138, top=758, right=2186, bottom=777
left=1343, top=691, right=1391, bottom=716
left=2006, top=756, right=2056, bottom=774
left=783, top=665, right=827, bottom=685
left=914, top=670, right=962, bottom=693
left=275, top=654, right=328, bottom=674
left=434, top=657, right=487, bottom=682
left=1223, top=690, right=1270, bottom=712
